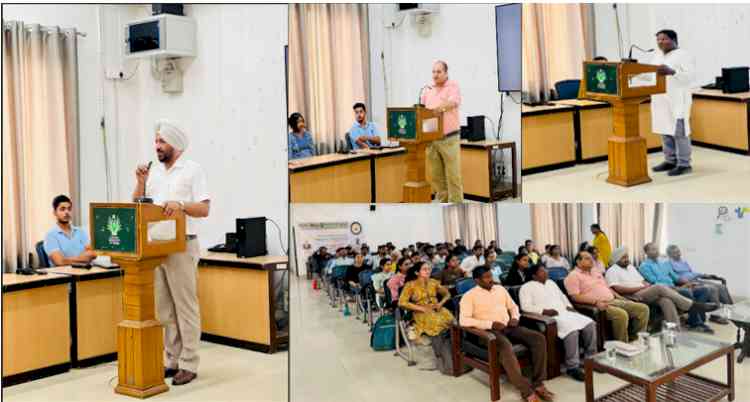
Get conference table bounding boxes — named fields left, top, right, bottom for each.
left=289, top=140, right=517, bottom=203
left=691, top=89, right=750, bottom=155
left=198, top=252, right=289, bottom=353
left=521, top=100, right=660, bottom=174
left=2, top=273, right=72, bottom=385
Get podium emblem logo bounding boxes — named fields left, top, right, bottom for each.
left=397, top=114, right=407, bottom=135
left=107, top=215, right=122, bottom=246
left=596, top=69, right=607, bottom=89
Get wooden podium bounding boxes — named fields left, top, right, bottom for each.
left=581, top=61, right=666, bottom=186
left=387, top=106, right=443, bottom=202
left=89, top=202, right=185, bottom=398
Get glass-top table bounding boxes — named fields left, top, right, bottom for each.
left=713, top=300, right=750, bottom=363
left=584, top=332, right=735, bottom=402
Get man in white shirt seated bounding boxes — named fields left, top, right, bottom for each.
left=460, top=244, right=485, bottom=276
left=520, top=264, right=596, bottom=382
left=605, top=247, right=717, bottom=330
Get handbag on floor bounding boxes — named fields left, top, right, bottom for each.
left=370, top=314, right=396, bottom=351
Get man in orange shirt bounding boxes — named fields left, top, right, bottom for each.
left=460, top=266, right=555, bottom=402
left=420, top=60, right=464, bottom=203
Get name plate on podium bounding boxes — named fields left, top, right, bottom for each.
left=387, top=108, right=417, bottom=140
left=92, top=205, right=138, bottom=254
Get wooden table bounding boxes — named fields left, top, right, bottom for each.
left=458, top=139, right=517, bottom=201
left=692, top=89, right=750, bottom=155
left=522, top=103, right=577, bottom=173
left=198, top=252, right=288, bottom=353
left=41, top=266, right=123, bottom=368
left=2, top=273, right=72, bottom=386
left=584, top=333, right=735, bottom=402
left=289, top=152, right=373, bottom=203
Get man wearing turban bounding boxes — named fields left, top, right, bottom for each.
left=132, top=119, right=210, bottom=386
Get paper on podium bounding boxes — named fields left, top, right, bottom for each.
left=628, top=72, right=657, bottom=88
left=422, top=117, right=438, bottom=133
left=147, top=220, right=177, bottom=242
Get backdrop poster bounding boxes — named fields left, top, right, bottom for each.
left=294, top=222, right=365, bottom=275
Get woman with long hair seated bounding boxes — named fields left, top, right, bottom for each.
left=503, top=252, right=532, bottom=287
left=398, top=261, right=454, bottom=345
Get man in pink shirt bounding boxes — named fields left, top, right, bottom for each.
left=460, top=266, right=554, bottom=402
left=420, top=60, right=464, bottom=203
left=564, top=251, right=649, bottom=342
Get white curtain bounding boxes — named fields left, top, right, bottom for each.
left=596, top=203, right=664, bottom=265
left=2, top=21, right=80, bottom=271
left=442, top=204, right=499, bottom=247
left=530, top=203, right=584, bottom=260
left=289, top=4, right=371, bottom=154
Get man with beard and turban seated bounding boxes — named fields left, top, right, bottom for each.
left=132, top=119, right=211, bottom=386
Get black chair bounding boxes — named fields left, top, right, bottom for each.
left=554, top=79, right=581, bottom=100
left=506, top=285, right=561, bottom=379
left=36, top=241, right=50, bottom=268
left=451, top=291, right=559, bottom=402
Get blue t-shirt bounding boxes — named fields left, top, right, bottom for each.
left=288, top=131, right=315, bottom=160
left=639, top=258, right=679, bottom=286
left=349, top=122, right=380, bottom=149
left=43, top=225, right=90, bottom=265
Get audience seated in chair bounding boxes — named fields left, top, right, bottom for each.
left=638, top=243, right=716, bottom=333
left=564, top=251, right=649, bottom=343
left=503, top=252, right=532, bottom=287
left=460, top=244, right=485, bottom=276
left=520, top=264, right=596, bottom=382
left=605, top=247, right=717, bottom=332
left=386, top=257, right=412, bottom=303
left=586, top=245, right=606, bottom=274
left=666, top=244, right=733, bottom=324
left=458, top=266, right=556, bottom=402
left=484, top=248, right=504, bottom=283
left=525, top=240, right=541, bottom=264
left=43, top=194, right=96, bottom=267
left=439, top=253, right=464, bottom=287
left=398, top=261, right=454, bottom=346
left=541, top=245, right=570, bottom=271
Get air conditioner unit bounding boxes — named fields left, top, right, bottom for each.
left=124, top=14, right=196, bottom=59
left=396, top=3, right=440, bottom=15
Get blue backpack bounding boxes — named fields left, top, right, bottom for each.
left=370, top=314, right=396, bottom=351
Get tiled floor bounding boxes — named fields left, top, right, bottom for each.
left=522, top=147, right=750, bottom=203
left=291, top=275, right=749, bottom=402
left=2, top=341, right=287, bottom=402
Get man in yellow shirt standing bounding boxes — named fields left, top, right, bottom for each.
left=590, top=224, right=612, bottom=268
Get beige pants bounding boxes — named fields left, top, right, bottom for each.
left=155, top=238, right=201, bottom=372
left=427, top=134, right=464, bottom=203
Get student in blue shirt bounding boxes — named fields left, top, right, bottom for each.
left=638, top=242, right=714, bottom=333
left=349, top=103, right=381, bottom=149
left=288, top=112, right=315, bottom=160
left=43, top=195, right=96, bottom=266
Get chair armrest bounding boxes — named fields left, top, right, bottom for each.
left=521, top=312, right=556, bottom=326
left=457, top=324, right=497, bottom=342
left=700, top=274, right=726, bottom=285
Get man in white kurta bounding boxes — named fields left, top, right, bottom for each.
left=650, top=29, right=696, bottom=176
left=519, top=264, right=596, bottom=382
left=132, top=119, right=210, bottom=386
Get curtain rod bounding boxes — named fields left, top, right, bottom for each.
left=2, top=22, right=86, bottom=37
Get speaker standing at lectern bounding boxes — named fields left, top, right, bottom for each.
left=421, top=60, right=464, bottom=203
left=649, top=29, right=696, bottom=177
left=132, top=119, right=210, bottom=386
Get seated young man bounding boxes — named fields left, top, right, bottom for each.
left=43, top=195, right=96, bottom=266
left=438, top=253, right=463, bottom=286
left=606, top=247, right=717, bottom=331
left=666, top=244, right=732, bottom=324
left=349, top=102, right=381, bottom=149
left=639, top=243, right=716, bottom=333
left=564, top=251, right=649, bottom=343
left=520, top=264, right=596, bottom=382
left=460, top=265, right=555, bottom=402
left=459, top=244, right=486, bottom=276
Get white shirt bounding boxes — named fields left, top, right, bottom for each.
left=605, top=264, right=646, bottom=288
left=519, top=280, right=593, bottom=338
left=460, top=255, right=485, bottom=275
left=145, top=158, right=210, bottom=236
left=542, top=255, right=570, bottom=270
left=648, top=48, right=696, bottom=136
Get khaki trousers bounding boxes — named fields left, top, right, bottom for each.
left=605, top=298, right=649, bottom=342
left=627, top=284, right=692, bottom=325
left=427, top=134, right=464, bottom=203
left=155, top=238, right=201, bottom=372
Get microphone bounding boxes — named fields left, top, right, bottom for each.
left=624, top=45, right=655, bottom=63
left=135, top=161, right=154, bottom=203
left=416, top=85, right=431, bottom=107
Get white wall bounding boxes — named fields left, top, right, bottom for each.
left=594, top=4, right=750, bottom=85
left=666, top=204, right=750, bottom=299
left=495, top=203, right=532, bottom=252
left=368, top=4, right=522, bottom=182
left=5, top=4, right=290, bottom=255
